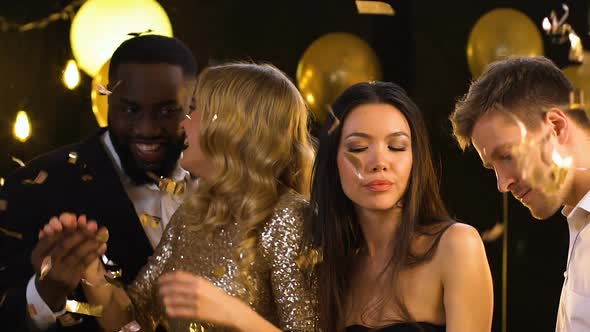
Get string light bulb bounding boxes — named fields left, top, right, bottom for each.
left=13, top=110, right=31, bottom=142
left=63, top=59, right=80, bottom=90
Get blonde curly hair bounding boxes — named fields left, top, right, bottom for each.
left=186, top=62, right=314, bottom=302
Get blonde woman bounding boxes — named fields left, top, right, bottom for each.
left=42, top=63, right=317, bottom=331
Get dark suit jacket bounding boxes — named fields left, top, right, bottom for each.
left=0, top=129, right=154, bottom=331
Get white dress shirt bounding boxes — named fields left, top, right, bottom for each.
left=27, top=131, right=192, bottom=329
left=556, top=190, right=590, bottom=332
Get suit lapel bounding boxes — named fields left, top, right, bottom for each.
left=76, top=130, right=154, bottom=283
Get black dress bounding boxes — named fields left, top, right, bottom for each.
left=346, top=322, right=445, bottom=332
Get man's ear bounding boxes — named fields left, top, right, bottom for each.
left=545, top=107, right=569, bottom=144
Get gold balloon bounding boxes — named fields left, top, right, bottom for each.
left=297, top=32, right=382, bottom=123
left=467, top=8, right=544, bottom=78
left=563, top=52, right=590, bottom=100
left=91, top=60, right=109, bottom=127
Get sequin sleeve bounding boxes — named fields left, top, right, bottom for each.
left=126, top=212, right=181, bottom=332
left=260, top=193, right=318, bottom=331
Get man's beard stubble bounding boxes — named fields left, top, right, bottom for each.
left=109, top=131, right=184, bottom=185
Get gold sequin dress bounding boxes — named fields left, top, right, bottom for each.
left=127, top=190, right=318, bottom=332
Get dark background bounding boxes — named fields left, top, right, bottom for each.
left=1, top=1, right=586, bottom=331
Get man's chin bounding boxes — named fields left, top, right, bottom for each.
left=528, top=205, right=560, bottom=220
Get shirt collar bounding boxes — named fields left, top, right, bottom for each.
left=562, top=190, right=590, bottom=231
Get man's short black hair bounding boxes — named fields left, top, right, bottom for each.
left=109, top=34, right=197, bottom=81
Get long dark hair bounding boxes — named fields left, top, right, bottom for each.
left=304, top=81, right=452, bottom=331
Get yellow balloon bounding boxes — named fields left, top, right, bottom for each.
left=297, top=32, right=382, bottom=123
left=70, top=0, right=173, bottom=77
left=563, top=52, right=590, bottom=99
left=467, top=8, right=544, bottom=78
left=91, top=60, right=109, bottom=127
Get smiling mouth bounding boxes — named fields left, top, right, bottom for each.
left=131, top=142, right=166, bottom=163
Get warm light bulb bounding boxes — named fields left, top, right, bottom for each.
left=13, top=111, right=31, bottom=142
left=63, top=59, right=80, bottom=90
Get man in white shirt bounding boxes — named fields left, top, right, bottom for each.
left=0, top=34, right=197, bottom=331
left=450, top=56, right=590, bottom=331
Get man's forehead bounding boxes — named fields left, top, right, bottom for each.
left=472, top=112, right=522, bottom=157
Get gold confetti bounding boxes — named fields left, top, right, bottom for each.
left=212, top=265, right=226, bottom=279
left=139, top=213, right=161, bottom=228
left=95, top=228, right=109, bottom=243
left=0, top=177, right=5, bottom=187
left=189, top=322, right=207, bottom=332
left=159, top=178, right=186, bottom=196
left=39, top=256, right=52, bottom=280
left=0, top=226, right=22, bottom=240
left=481, top=222, right=505, bottom=242
left=58, top=313, right=83, bottom=327
left=296, top=248, right=323, bottom=270
left=81, top=174, right=93, bottom=182
left=97, top=80, right=122, bottom=96
left=22, top=170, right=48, bottom=185
left=68, top=151, right=78, bottom=164
left=104, top=270, right=124, bottom=288
left=356, top=1, right=395, bottom=15
left=11, top=156, right=25, bottom=167
left=65, top=300, right=103, bottom=317
left=0, top=199, right=7, bottom=212
left=344, top=152, right=365, bottom=181
left=327, top=105, right=341, bottom=135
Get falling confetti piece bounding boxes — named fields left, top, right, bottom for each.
left=0, top=177, right=5, bottom=187
left=212, top=113, right=218, bottom=121
left=81, top=174, right=93, bottom=182
left=140, top=213, right=161, bottom=228
left=296, top=248, right=323, bottom=270
left=39, top=256, right=52, bottom=280
left=481, top=222, right=505, bottom=242
left=343, top=152, right=365, bottom=181
left=127, top=29, right=153, bottom=37
left=65, top=300, right=103, bottom=317
left=327, top=105, right=341, bottom=135
left=11, top=156, right=25, bottom=167
left=68, top=151, right=78, bottom=164
left=105, top=269, right=124, bottom=288
left=356, top=1, right=395, bottom=15
left=0, top=226, right=22, bottom=239
left=0, top=199, right=6, bottom=212
left=189, top=322, right=207, bottom=332
left=22, top=170, right=48, bottom=185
